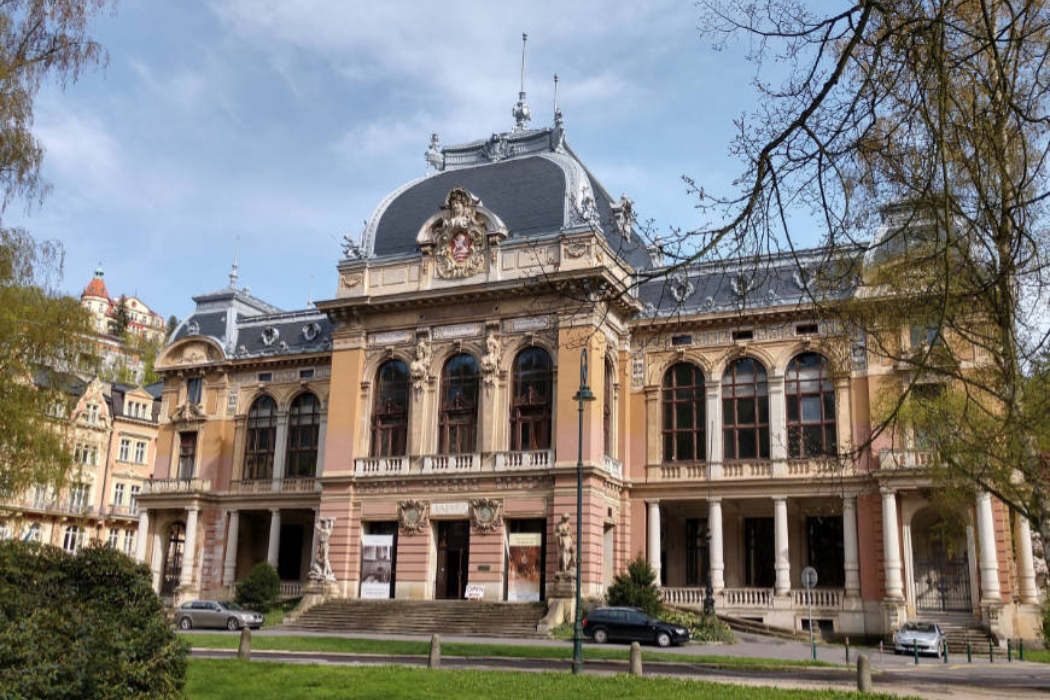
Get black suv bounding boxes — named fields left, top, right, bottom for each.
left=581, top=607, right=690, bottom=647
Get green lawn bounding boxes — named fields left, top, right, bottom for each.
left=262, top=598, right=301, bottom=628
left=1024, top=648, right=1050, bottom=663
left=186, top=660, right=897, bottom=699
left=183, top=632, right=839, bottom=669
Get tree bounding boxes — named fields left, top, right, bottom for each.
left=605, top=554, right=663, bottom=617
left=685, top=1, right=1050, bottom=548
left=0, top=0, right=111, bottom=498
left=166, top=314, right=178, bottom=339
left=112, top=294, right=129, bottom=336
left=0, top=540, right=187, bottom=697
left=235, top=562, right=280, bottom=612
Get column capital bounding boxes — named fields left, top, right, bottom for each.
left=186, top=505, right=200, bottom=514
left=880, top=486, right=896, bottom=496
left=269, top=507, right=281, bottom=515
left=842, top=494, right=858, bottom=507
left=771, top=495, right=787, bottom=503
left=707, top=496, right=722, bottom=505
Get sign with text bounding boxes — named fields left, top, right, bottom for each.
left=464, top=583, right=485, bottom=600
left=431, top=502, right=469, bottom=517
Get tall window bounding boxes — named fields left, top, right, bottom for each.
left=371, top=360, right=410, bottom=457
left=69, top=483, right=90, bottom=510
left=161, top=523, right=185, bottom=595
left=134, top=441, right=146, bottom=464
left=25, top=523, right=41, bottom=542
left=62, top=525, right=82, bottom=554
left=177, top=432, right=197, bottom=479
left=186, top=377, right=203, bottom=405
left=118, top=438, right=131, bottom=461
left=722, top=357, right=770, bottom=460
left=123, top=530, right=135, bottom=555
left=510, top=348, right=553, bottom=451
left=113, top=482, right=125, bottom=506
left=662, top=362, right=706, bottom=461
left=785, top=352, right=836, bottom=457
left=244, top=395, right=277, bottom=480
left=287, top=392, right=321, bottom=477
left=603, top=358, right=614, bottom=456
left=130, top=485, right=141, bottom=514
left=439, top=354, right=480, bottom=454
left=107, top=529, right=119, bottom=548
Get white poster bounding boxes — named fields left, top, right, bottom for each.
left=507, top=532, right=542, bottom=602
left=360, top=534, right=394, bottom=599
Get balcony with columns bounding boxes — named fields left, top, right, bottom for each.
left=353, top=450, right=623, bottom=479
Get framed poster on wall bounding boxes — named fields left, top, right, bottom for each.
left=360, top=533, right=394, bottom=599
left=507, top=532, right=542, bottom=602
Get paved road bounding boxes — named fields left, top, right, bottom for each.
left=190, top=646, right=1050, bottom=698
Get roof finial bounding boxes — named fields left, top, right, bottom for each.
left=94, top=261, right=104, bottom=278
left=511, top=32, right=531, bottom=132
left=553, top=73, right=563, bottom=128
left=229, top=236, right=239, bottom=288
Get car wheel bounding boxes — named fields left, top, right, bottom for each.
left=226, top=617, right=240, bottom=631
left=656, top=631, right=672, bottom=648
left=178, top=617, right=192, bottom=631
left=592, top=628, right=608, bottom=644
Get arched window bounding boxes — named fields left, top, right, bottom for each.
left=510, top=347, right=553, bottom=451
left=603, top=358, right=615, bottom=456
left=161, top=522, right=185, bottom=595
left=371, top=360, right=410, bottom=457
left=785, top=352, right=837, bottom=458
left=662, top=362, right=706, bottom=461
left=439, top=354, right=480, bottom=454
left=244, top=395, right=277, bottom=480
left=287, top=392, right=321, bottom=477
left=722, top=358, right=770, bottom=460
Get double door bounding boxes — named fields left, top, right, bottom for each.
left=435, top=520, right=470, bottom=599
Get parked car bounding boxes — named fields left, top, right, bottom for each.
left=176, top=600, right=264, bottom=631
left=892, top=621, right=946, bottom=656
left=581, top=607, right=690, bottom=647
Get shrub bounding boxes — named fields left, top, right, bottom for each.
left=0, top=540, right=187, bottom=698
left=236, top=561, right=280, bottom=611
left=605, top=554, right=663, bottom=617
left=1041, top=596, right=1050, bottom=643
left=658, top=608, right=735, bottom=643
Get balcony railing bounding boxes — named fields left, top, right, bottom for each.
left=661, top=587, right=708, bottom=607
left=792, top=588, right=844, bottom=609
left=722, top=587, right=774, bottom=608
left=786, top=458, right=845, bottom=477
left=227, top=478, right=321, bottom=494
left=143, top=478, right=212, bottom=494
left=878, top=449, right=932, bottom=470
left=602, top=456, right=623, bottom=479
left=422, top=454, right=481, bottom=473
left=723, top=461, right=773, bottom=479
left=108, top=504, right=138, bottom=518
left=354, top=457, right=407, bottom=476
left=279, top=581, right=303, bottom=599
left=494, top=450, right=554, bottom=469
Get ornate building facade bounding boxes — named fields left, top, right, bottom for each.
left=139, top=113, right=1043, bottom=640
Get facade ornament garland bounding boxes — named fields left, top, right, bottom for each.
left=427, top=188, right=489, bottom=279
left=470, top=498, right=503, bottom=533
left=260, top=326, right=280, bottom=347
left=398, top=500, right=429, bottom=534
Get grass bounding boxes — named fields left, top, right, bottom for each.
left=183, top=632, right=840, bottom=669
left=186, top=659, right=901, bottom=699
left=1024, top=648, right=1050, bottom=663
left=262, top=598, right=301, bottom=628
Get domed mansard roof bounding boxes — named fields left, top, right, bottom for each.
left=82, top=264, right=109, bottom=299
left=354, top=127, right=653, bottom=271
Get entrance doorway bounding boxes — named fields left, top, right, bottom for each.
left=436, top=520, right=470, bottom=599
left=744, top=517, right=775, bottom=587
left=912, top=508, right=972, bottom=612
left=161, top=522, right=186, bottom=595
left=277, top=523, right=304, bottom=581
left=685, top=518, right=710, bottom=587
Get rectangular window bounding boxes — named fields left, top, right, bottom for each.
left=299, top=369, right=314, bottom=379
left=107, top=529, right=119, bottom=548
left=123, top=530, right=135, bottom=555
left=186, top=377, right=203, bottom=405
left=113, top=483, right=125, bottom=506
left=134, top=441, right=146, bottom=464
left=178, top=432, right=197, bottom=479
left=129, top=485, right=140, bottom=515
left=731, top=329, right=754, bottom=342
left=118, top=438, right=131, bottom=462
left=70, top=484, right=90, bottom=510
left=670, top=335, right=692, bottom=346
left=795, top=323, right=819, bottom=336
left=258, top=372, right=272, bottom=382
left=86, top=404, right=100, bottom=424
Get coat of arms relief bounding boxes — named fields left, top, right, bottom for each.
left=417, top=187, right=507, bottom=279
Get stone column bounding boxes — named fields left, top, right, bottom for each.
left=648, top=502, right=662, bottom=585
left=150, top=530, right=164, bottom=593
left=768, top=375, right=787, bottom=467
left=315, top=413, right=328, bottom=477
left=708, top=497, right=725, bottom=593
left=975, top=491, right=1001, bottom=602
left=773, top=497, right=790, bottom=595
left=833, top=377, right=853, bottom=455
left=267, top=508, right=281, bottom=569
left=881, top=488, right=904, bottom=600
left=272, top=412, right=290, bottom=489
left=223, top=510, right=240, bottom=587
left=135, top=509, right=150, bottom=563
left=179, top=506, right=199, bottom=588
left=308, top=507, right=321, bottom=575
left=842, top=496, right=861, bottom=599
left=1015, top=512, right=1039, bottom=604
left=704, top=380, right=722, bottom=478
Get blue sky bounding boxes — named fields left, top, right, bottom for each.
left=9, top=0, right=782, bottom=321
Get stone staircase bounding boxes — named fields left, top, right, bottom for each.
left=284, top=599, right=549, bottom=638
left=915, top=612, right=999, bottom=654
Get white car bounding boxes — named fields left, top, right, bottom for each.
left=893, top=622, right=946, bottom=656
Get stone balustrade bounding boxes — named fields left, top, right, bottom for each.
left=493, top=449, right=554, bottom=469
left=878, top=449, right=932, bottom=470
left=792, top=588, right=844, bottom=609
left=354, top=457, right=408, bottom=476
left=422, top=454, right=482, bottom=473
left=143, top=478, right=212, bottom=494
left=602, top=455, right=623, bottom=479
left=722, top=587, right=774, bottom=608
left=227, top=478, right=321, bottom=494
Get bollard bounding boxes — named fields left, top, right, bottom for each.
left=913, top=640, right=919, bottom=665
left=428, top=634, right=441, bottom=670
left=1008, top=639, right=1012, bottom=662
left=845, top=636, right=850, bottom=664
left=942, top=640, right=948, bottom=664
left=879, top=640, right=884, bottom=660
left=966, top=641, right=972, bottom=663
left=1020, top=639, right=1025, bottom=661
left=989, top=640, right=994, bottom=664
left=856, top=654, right=872, bottom=693
left=237, top=627, right=251, bottom=661
left=629, top=641, right=643, bottom=676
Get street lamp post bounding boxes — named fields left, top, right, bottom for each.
left=572, top=346, right=595, bottom=675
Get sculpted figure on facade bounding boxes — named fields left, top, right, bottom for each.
left=556, top=512, right=575, bottom=575
left=410, top=334, right=431, bottom=393
left=308, top=517, right=335, bottom=582
left=481, top=330, right=502, bottom=386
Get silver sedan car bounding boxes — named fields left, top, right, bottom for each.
left=893, top=621, right=946, bottom=656
left=176, top=600, right=264, bottom=631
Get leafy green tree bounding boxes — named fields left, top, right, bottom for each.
left=235, top=562, right=280, bottom=612
left=112, top=294, right=130, bottom=336
left=0, top=540, right=187, bottom=698
left=166, top=314, right=179, bottom=339
left=605, top=554, right=663, bottom=617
